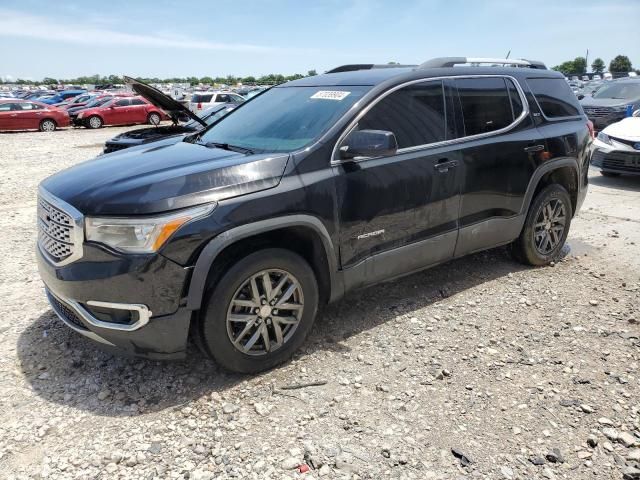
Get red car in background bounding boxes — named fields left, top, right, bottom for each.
left=0, top=99, right=71, bottom=132
left=76, top=96, right=168, bottom=129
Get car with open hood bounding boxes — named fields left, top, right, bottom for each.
left=591, top=109, right=640, bottom=176
left=37, top=57, right=591, bottom=373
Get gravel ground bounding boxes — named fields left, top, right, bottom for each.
left=0, top=127, right=639, bottom=480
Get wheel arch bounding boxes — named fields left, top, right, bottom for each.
left=186, top=215, right=342, bottom=311
left=40, top=117, right=57, bottom=129
left=521, top=158, right=580, bottom=218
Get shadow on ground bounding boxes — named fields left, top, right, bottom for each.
left=589, top=171, right=640, bottom=192
left=17, top=247, right=531, bottom=417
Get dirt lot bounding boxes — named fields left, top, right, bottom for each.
left=0, top=127, right=639, bottom=480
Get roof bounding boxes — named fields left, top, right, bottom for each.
left=283, top=66, right=564, bottom=88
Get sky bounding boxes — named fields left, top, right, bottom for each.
left=1, top=0, right=639, bottom=81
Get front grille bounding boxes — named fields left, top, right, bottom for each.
left=37, top=193, right=81, bottom=264
left=47, top=290, right=86, bottom=330
left=594, top=150, right=640, bottom=173
left=584, top=107, right=615, bottom=118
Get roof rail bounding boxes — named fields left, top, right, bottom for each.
left=418, top=57, right=547, bottom=70
left=326, top=64, right=417, bottom=74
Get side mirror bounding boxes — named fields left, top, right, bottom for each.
left=339, top=129, right=398, bottom=160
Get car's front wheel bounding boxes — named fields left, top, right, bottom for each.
left=511, top=184, right=572, bottom=266
left=199, top=248, right=319, bottom=373
left=39, top=119, right=56, bottom=132
left=86, top=115, right=103, bottom=129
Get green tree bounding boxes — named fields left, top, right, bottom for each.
left=42, top=77, right=58, bottom=85
left=572, top=57, right=586, bottom=75
left=591, top=58, right=605, bottom=74
left=609, top=55, right=632, bottom=73
left=307, top=69, right=317, bottom=76
left=552, top=61, right=576, bottom=75
left=242, top=76, right=256, bottom=84
left=199, top=76, right=214, bottom=85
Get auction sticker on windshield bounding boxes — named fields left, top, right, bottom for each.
left=310, top=91, right=351, bottom=101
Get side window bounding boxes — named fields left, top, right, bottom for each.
left=527, top=78, right=581, bottom=118
left=130, top=99, right=145, bottom=106
left=357, top=80, right=450, bottom=149
left=505, top=79, right=523, bottom=119
left=456, top=77, right=514, bottom=136
left=217, top=94, right=230, bottom=103
left=0, top=103, right=16, bottom=111
left=115, top=99, right=130, bottom=107
left=230, top=94, right=244, bottom=102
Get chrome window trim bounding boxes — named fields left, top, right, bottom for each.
left=38, top=185, right=84, bottom=266
left=330, top=74, right=530, bottom=165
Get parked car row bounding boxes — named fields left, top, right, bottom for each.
left=580, top=77, right=640, bottom=130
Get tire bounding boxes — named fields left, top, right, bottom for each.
left=600, top=170, right=620, bottom=177
left=86, top=115, right=103, bottom=129
left=147, top=112, right=161, bottom=125
left=511, top=184, right=572, bottom=266
left=199, top=248, right=319, bottom=373
left=39, top=119, right=56, bottom=132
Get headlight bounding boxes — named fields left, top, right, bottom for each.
left=596, top=132, right=613, bottom=146
left=85, top=203, right=215, bottom=253
left=633, top=109, right=640, bottom=118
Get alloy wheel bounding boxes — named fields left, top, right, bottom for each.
left=226, top=269, right=304, bottom=356
left=41, top=120, right=55, bottom=132
left=533, top=198, right=566, bottom=255
left=89, top=117, right=101, bottom=128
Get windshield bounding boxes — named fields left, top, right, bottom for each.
left=593, top=82, right=640, bottom=100
left=86, top=97, right=113, bottom=108
left=197, top=86, right=369, bottom=152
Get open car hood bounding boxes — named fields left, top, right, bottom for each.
left=124, top=76, right=207, bottom=128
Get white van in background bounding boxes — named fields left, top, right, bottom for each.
left=189, top=91, right=245, bottom=112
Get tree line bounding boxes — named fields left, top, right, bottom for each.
left=0, top=70, right=319, bottom=86
left=552, top=55, right=635, bottom=76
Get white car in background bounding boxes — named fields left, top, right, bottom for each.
left=188, top=91, right=245, bottom=112
left=591, top=110, right=640, bottom=177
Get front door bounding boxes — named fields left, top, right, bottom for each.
left=334, top=79, right=462, bottom=288
left=105, top=98, right=131, bottom=124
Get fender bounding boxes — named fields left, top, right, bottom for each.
left=519, top=157, right=580, bottom=217
left=185, top=214, right=342, bottom=310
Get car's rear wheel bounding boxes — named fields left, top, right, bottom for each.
left=39, top=119, right=56, bottom=132
left=600, top=171, right=620, bottom=177
left=199, top=248, right=319, bottom=373
left=87, top=115, right=103, bottom=129
left=147, top=112, right=161, bottom=125
left=511, top=184, right=572, bottom=266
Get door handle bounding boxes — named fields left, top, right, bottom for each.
left=524, top=144, right=545, bottom=153
left=434, top=159, right=458, bottom=173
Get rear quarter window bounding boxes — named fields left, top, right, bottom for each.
left=527, top=78, right=581, bottom=118
left=455, top=77, right=515, bottom=136
left=192, top=94, right=214, bottom=103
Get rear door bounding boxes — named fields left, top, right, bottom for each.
left=17, top=102, right=45, bottom=129
left=0, top=102, right=17, bottom=130
left=106, top=98, right=131, bottom=124
left=452, top=76, right=544, bottom=255
left=128, top=98, right=149, bottom=123
left=335, top=79, right=462, bottom=287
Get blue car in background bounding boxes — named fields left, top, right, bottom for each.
left=40, top=89, right=87, bottom=105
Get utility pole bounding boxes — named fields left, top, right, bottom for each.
left=585, top=49, right=589, bottom=73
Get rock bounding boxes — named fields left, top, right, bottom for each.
left=335, top=453, right=356, bottom=472
left=623, top=466, right=640, bottom=480
left=451, top=447, right=474, bottom=466
left=577, top=451, right=592, bottom=459
left=545, top=448, right=565, bottom=464
left=381, top=445, right=391, bottom=458
left=603, top=441, right=614, bottom=452
left=589, top=300, right=599, bottom=306
left=619, top=432, right=638, bottom=448
left=500, top=466, right=514, bottom=478
left=148, top=442, right=162, bottom=455
left=254, top=403, right=269, bottom=417
left=280, top=457, right=299, bottom=470
left=587, top=435, right=598, bottom=448
left=318, top=464, right=332, bottom=477
left=222, top=403, right=239, bottom=414
left=603, top=428, right=619, bottom=441
left=580, top=404, right=594, bottom=413
left=97, top=389, right=111, bottom=401
left=529, top=456, right=546, bottom=466
left=628, top=449, right=640, bottom=462
left=598, top=417, right=615, bottom=426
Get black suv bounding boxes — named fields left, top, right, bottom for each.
left=37, top=57, right=591, bottom=373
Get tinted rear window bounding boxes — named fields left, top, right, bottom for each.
left=192, top=94, right=214, bottom=103
left=456, top=77, right=514, bottom=136
left=527, top=78, right=581, bottom=118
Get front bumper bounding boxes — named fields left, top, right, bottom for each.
left=591, top=140, right=640, bottom=175
left=37, top=244, right=193, bottom=359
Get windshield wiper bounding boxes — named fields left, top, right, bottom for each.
left=204, top=142, right=254, bottom=154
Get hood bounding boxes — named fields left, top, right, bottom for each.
left=603, top=117, right=640, bottom=141
left=41, top=140, right=290, bottom=215
left=580, top=97, right=629, bottom=108
left=113, top=124, right=196, bottom=141
left=124, top=76, right=206, bottom=128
